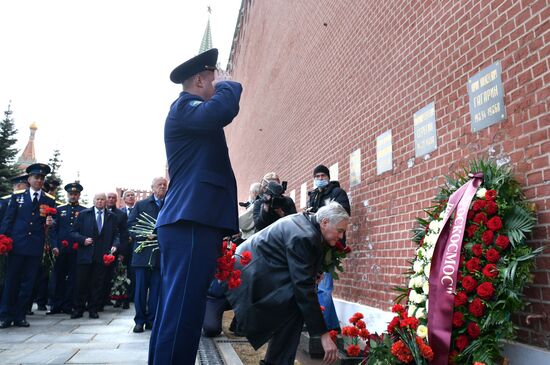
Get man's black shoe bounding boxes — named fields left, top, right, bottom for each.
left=26, top=310, right=34, bottom=315
left=104, top=301, right=114, bottom=307
left=62, top=309, right=72, bottom=315
left=14, top=320, right=30, bottom=327
left=113, top=301, right=121, bottom=308
left=122, top=302, right=130, bottom=309
left=89, top=311, right=99, bottom=319
left=145, top=322, right=153, bottom=330
left=70, top=311, right=83, bottom=319
left=97, top=307, right=104, bottom=312
left=37, top=305, right=47, bottom=311
left=46, top=309, right=62, bottom=315
left=0, top=320, right=11, bottom=329
left=133, top=324, right=144, bottom=333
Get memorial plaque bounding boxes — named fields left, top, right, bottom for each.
left=468, top=62, right=506, bottom=132
left=329, top=162, right=339, bottom=181
left=376, top=130, right=393, bottom=175
left=414, top=102, right=437, bottom=157
left=300, top=182, right=307, bottom=208
left=349, top=149, right=361, bottom=187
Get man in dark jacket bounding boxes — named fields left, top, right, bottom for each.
left=227, top=202, right=349, bottom=365
left=253, top=172, right=297, bottom=232
left=128, top=177, right=167, bottom=333
left=307, top=164, right=351, bottom=332
left=70, top=193, right=119, bottom=319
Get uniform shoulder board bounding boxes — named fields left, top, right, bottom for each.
left=189, top=100, right=203, bottom=107
left=1, top=194, right=12, bottom=200
left=44, top=192, right=56, bottom=199
left=13, top=189, right=25, bottom=195
left=57, top=203, right=68, bottom=208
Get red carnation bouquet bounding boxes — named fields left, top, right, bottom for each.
left=41, top=205, right=57, bottom=273
left=341, top=312, right=372, bottom=357
left=103, top=254, right=116, bottom=266
left=0, top=234, right=14, bottom=287
left=215, top=239, right=252, bottom=289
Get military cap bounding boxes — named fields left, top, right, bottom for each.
left=64, top=182, right=84, bottom=193
left=10, top=174, right=29, bottom=185
left=170, top=48, right=218, bottom=84
left=26, top=163, right=51, bottom=176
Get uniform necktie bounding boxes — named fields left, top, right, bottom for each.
left=33, top=192, right=38, bottom=206
left=96, top=210, right=103, bottom=232
left=127, top=207, right=133, bottom=216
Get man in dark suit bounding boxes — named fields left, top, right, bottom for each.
left=128, top=177, right=167, bottom=333
left=70, top=193, right=119, bottom=319
left=119, top=190, right=136, bottom=305
left=149, top=48, right=242, bottom=364
left=105, top=192, right=130, bottom=309
left=47, top=182, right=86, bottom=315
left=0, top=163, right=56, bottom=328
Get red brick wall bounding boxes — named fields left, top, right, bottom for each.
left=226, top=0, right=549, bottom=348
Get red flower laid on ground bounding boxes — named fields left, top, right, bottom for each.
left=486, top=248, right=501, bottom=263
left=455, top=334, right=469, bottom=351
left=495, top=235, right=510, bottom=250
left=485, top=200, right=498, bottom=215
left=462, top=275, right=478, bottom=292
left=467, top=322, right=481, bottom=339
left=476, top=282, right=495, bottom=299
left=452, top=312, right=465, bottom=327
left=468, top=298, right=485, bottom=317
left=454, top=291, right=468, bottom=307
left=346, top=344, right=361, bottom=357
left=103, top=254, right=115, bottom=266
left=486, top=216, right=503, bottom=231
left=471, top=243, right=483, bottom=257
left=482, top=263, right=498, bottom=279
left=391, top=340, right=413, bottom=363
left=466, top=258, right=481, bottom=273
left=481, top=230, right=494, bottom=245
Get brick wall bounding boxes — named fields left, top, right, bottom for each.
left=226, top=0, right=549, bottom=348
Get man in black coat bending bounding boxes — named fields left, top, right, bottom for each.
left=227, top=202, right=349, bottom=365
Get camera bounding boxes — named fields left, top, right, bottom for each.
left=262, top=181, right=287, bottom=210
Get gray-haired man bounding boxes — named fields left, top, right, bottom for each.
left=227, top=202, right=349, bottom=365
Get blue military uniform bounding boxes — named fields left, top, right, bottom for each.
left=149, top=48, right=242, bottom=365
left=0, top=163, right=56, bottom=327
left=49, top=183, right=85, bottom=314
left=129, top=195, right=162, bottom=330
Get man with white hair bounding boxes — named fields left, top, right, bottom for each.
left=227, top=202, right=349, bottom=365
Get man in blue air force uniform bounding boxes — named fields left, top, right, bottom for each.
left=0, top=163, right=56, bottom=328
left=47, top=182, right=86, bottom=315
left=148, top=48, right=242, bottom=365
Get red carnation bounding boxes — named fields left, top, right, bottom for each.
left=472, top=200, right=486, bottom=211
left=462, top=276, right=478, bottom=292
left=486, top=248, right=501, bottom=263
left=103, top=254, right=115, bottom=266
left=454, top=291, right=468, bottom=307
left=485, top=189, right=497, bottom=201
left=344, top=246, right=352, bottom=253
left=335, top=241, right=345, bottom=252
left=61, top=240, right=69, bottom=248
left=392, top=304, right=405, bottom=313
left=329, top=330, right=338, bottom=342
left=471, top=244, right=483, bottom=257
left=240, top=251, right=252, bottom=266
left=473, top=213, right=488, bottom=225
left=487, top=216, right=503, bottom=232
left=387, top=316, right=400, bottom=334
left=72, top=243, right=79, bottom=250
left=0, top=235, right=14, bottom=255
left=485, top=200, right=498, bottom=215
left=467, top=210, right=475, bottom=220
left=400, top=316, right=419, bottom=330
left=476, top=282, right=495, bottom=299
left=481, top=230, right=494, bottom=245
left=356, top=320, right=366, bottom=329
left=467, top=322, right=481, bottom=339
left=391, top=340, right=413, bottom=363
left=465, top=258, right=481, bottom=273
left=346, top=344, right=361, bottom=357
left=482, top=263, right=499, bottom=279
left=350, top=312, right=364, bottom=323
left=495, top=235, right=510, bottom=250
left=452, top=311, right=465, bottom=327
left=469, top=298, right=485, bottom=317
left=359, top=328, right=370, bottom=340
left=466, top=225, right=478, bottom=238
left=455, top=334, right=470, bottom=351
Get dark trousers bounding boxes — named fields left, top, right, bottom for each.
left=133, top=267, right=161, bottom=326
left=264, top=313, right=304, bottom=365
left=30, top=265, right=49, bottom=308
left=202, top=296, right=230, bottom=337
left=51, top=254, right=77, bottom=312
left=0, top=254, right=41, bottom=322
left=148, top=221, right=222, bottom=365
left=74, top=263, right=107, bottom=313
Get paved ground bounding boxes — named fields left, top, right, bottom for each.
left=0, top=304, right=151, bottom=365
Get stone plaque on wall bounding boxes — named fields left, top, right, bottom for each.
left=329, top=162, right=339, bottom=181
left=349, top=149, right=361, bottom=187
left=376, top=130, right=393, bottom=175
left=300, top=182, right=307, bottom=208
left=413, top=102, right=437, bottom=157
left=468, top=61, right=506, bottom=132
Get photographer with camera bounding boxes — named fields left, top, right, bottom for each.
left=238, top=182, right=261, bottom=240
left=253, top=172, right=297, bottom=232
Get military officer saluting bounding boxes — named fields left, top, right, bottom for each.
left=0, top=163, right=56, bottom=328
left=47, top=182, right=86, bottom=315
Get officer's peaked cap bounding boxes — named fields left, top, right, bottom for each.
left=64, top=182, right=84, bottom=193
left=170, top=48, right=218, bottom=84
left=26, top=163, right=51, bottom=176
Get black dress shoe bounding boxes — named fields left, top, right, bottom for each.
left=89, top=311, right=99, bottom=319
left=0, top=320, right=11, bottom=329
left=133, top=324, right=144, bottom=333
left=70, top=311, right=83, bottom=319
left=37, top=305, right=47, bottom=311
left=26, top=310, right=34, bottom=315
left=14, top=320, right=30, bottom=327
left=113, top=301, right=121, bottom=308
left=145, top=322, right=153, bottom=330
left=62, top=308, right=73, bottom=315
left=122, top=302, right=129, bottom=309
left=97, top=307, right=104, bottom=312
left=46, top=309, right=62, bottom=315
